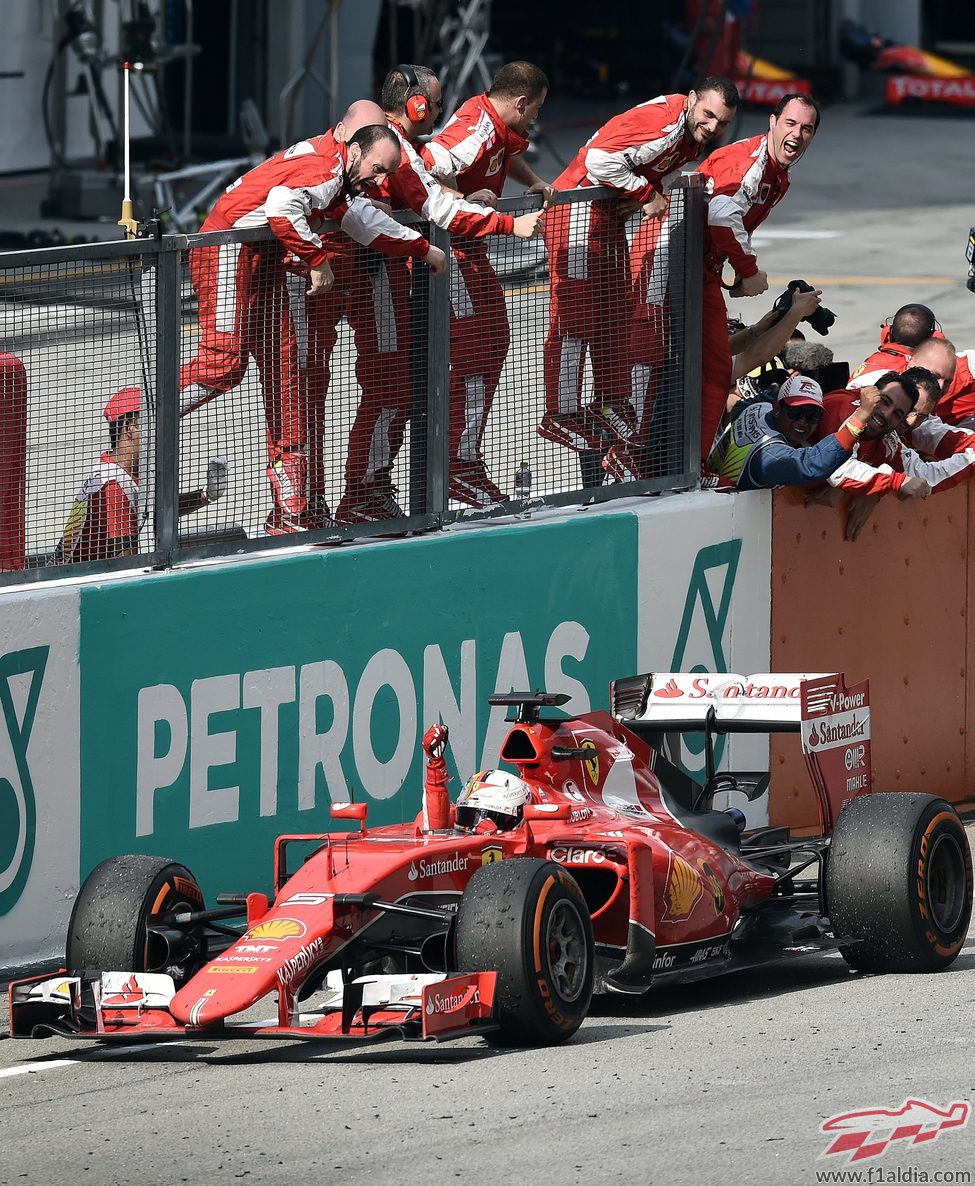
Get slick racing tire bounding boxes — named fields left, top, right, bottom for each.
left=454, top=858, right=594, bottom=1046
left=826, top=793, right=973, bottom=973
left=66, top=854, right=206, bottom=983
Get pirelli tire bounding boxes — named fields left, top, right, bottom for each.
left=454, top=858, right=594, bottom=1046
left=826, top=793, right=973, bottom=973
left=66, top=854, right=206, bottom=982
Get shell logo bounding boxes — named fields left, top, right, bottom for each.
left=245, top=917, right=307, bottom=942
left=663, top=853, right=704, bottom=921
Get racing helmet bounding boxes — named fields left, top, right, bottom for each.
left=455, top=769, right=531, bottom=832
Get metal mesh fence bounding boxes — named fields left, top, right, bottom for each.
left=0, top=182, right=702, bottom=586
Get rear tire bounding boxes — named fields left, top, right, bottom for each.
left=66, top=854, right=206, bottom=983
left=454, top=858, right=594, bottom=1046
left=826, top=793, right=972, bottom=972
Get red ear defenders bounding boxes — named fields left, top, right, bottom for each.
left=397, top=63, right=428, bottom=123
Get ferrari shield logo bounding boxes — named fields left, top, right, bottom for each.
left=758, top=182, right=771, bottom=203
left=481, top=845, right=503, bottom=865
left=580, top=739, right=599, bottom=786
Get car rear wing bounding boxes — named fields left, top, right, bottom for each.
left=610, top=672, right=827, bottom=731
left=611, top=672, right=873, bottom=834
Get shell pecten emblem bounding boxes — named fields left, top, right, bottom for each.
left=244, top=917, right=307, bottom=942
left=663, top=853, right=704, bottom=921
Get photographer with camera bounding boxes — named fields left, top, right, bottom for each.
left=696, top=94, right=821, bottom=467
left=729, top=284, right=831, bottom=386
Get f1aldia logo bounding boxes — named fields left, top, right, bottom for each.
left=0, top=647, right=49, bottom=917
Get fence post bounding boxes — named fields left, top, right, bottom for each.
left=675, top=173, right=705, bottom=478
left=410, top=222, right=451, bottom=517
left=153, top=242, right=182, bottom=563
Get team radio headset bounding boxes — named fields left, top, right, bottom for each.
left=397, top=64, right=428, bottom=123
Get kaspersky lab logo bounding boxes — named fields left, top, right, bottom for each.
left=0, top=647, right=49, bottom=916
left=670, top=541, right=742, bottom=773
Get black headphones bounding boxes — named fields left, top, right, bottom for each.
left=397, top=63, right=428, bottom=123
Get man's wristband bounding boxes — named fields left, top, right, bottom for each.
left=845, top=417, right=865, bottom=438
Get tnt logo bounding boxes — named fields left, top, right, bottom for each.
left=820, top=1099, right=970, bottom=1163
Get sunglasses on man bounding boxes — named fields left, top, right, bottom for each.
left=782, top=404, right=823, bottom=425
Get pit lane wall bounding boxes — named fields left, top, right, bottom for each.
left=0, top=492, right=770, bottom=970
left=770, top=483, right=975, bottom=830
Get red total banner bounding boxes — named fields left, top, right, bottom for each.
left=886, top=75, right=975, bottom=107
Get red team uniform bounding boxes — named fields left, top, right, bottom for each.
left=423, top=93, right=529, bottom=504
left=812, top=389, right=975, bottom=496
left=934, top=351, right=975, bottom=426
left=541, top=95, right=699, bottom=455
left=180, top=131, right=431, bottom=530
left=56, top=454, right=139, bottom=562
left=293, top=120, right=515, bottom=522
left=696, top=133, right=791, bottom=462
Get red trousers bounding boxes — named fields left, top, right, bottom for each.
left=627, top=213, right=672, bottom=443
left=180, top=240, right=304, bottom=464
left=448, top=240, right=509, bottom=460
left=292, top=248, right=413, bottom=499
left=542, top=199, right=632, bottom=415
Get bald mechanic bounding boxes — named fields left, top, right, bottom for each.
left=180, top=100, right=446, bottom=534
left=299, top=69, right=543, bottom=524
left=696, top=93, right=820, bottom=469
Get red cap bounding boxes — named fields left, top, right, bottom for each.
left=103, top=387, right=141, bottom=422
left=777, top=374, right=824, bottom=409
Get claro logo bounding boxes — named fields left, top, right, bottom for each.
left=0, top=647, right=49, bottom=916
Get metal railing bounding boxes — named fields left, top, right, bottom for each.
left=0, top=176, right=704, bottom=586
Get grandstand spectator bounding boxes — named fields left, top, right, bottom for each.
left=696, top=94, right=821, bottom=468
left=707, top=375, right=881, bottom=491
left=423, top=61, right=552, bottom=506
left=54, top=388, right=227, bottom=563
left=307, top=65, right=543, bottom=524
left=538, top=79, right=739, bottom=479
left=179, top=102, right=446, bottom=534
left=848, top=303, right=938, bottom=388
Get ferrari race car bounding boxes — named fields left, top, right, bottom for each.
left=10, top=672, right=973, bottom=1048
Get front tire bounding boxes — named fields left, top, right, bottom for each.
left=454, top=858, right=594, bottom=1046
left=66, top=854, right=206, bottom=983
left=826, top=793, right=973, bottom=972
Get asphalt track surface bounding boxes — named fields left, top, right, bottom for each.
left=3, top=920, right=975, bottom=1185
left=3, top=101, right=975, bottom=1183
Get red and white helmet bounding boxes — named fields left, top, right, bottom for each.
left=455, top=769, right=531, bottom=832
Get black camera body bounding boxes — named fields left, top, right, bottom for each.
left=966, top=226, right=975, bottom=294
left=772, top=279, right=836, bottom=336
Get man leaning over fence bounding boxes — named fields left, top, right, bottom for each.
left=179, top=106, right=446, bottom=535
left=696, top=93, right=820, bottom=472
left=292, top=67, right=544, bottom=525
left=536, top=79, right=738, bottom=481
left=422, top=60, right=553, bottom=507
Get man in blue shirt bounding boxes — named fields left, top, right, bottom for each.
left=708, top=374, right=890, bottom=491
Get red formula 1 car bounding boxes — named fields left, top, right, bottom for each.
left=10, top=673, right=973, bottom=1048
